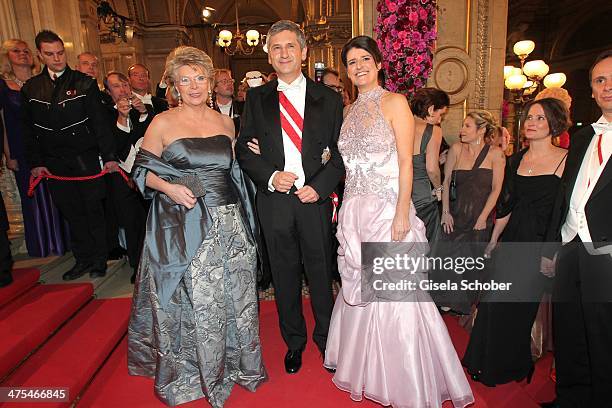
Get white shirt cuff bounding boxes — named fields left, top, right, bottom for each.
left=139, top=113, right=148, bottom=122
left=158, top=81, right=167, bottom=89
left=116, top=121, right=130, bottom=133
left=268, top=171, right=278, bottom=192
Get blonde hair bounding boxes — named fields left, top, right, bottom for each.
left=535, top=87, right=572, bottom=110
left=0, top=39, right=39, bottom=81
left=466, top=110, right=497, bottom=141
left=164, top=46, right=214, bottom=99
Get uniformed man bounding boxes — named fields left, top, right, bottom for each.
left=21, top=30, right=118, bottom=280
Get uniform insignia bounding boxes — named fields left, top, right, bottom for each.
left=321, top=146, right=331, bottom=165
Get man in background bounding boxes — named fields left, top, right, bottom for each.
left=22, top=30, right=117, bottom=280
left=127, top=63, right=168, bottom=114
left=75, top=52, right=99, bottom=79
left=213, top=68, right=243, bottom=131
left=101, top=71, right=149, bottom=283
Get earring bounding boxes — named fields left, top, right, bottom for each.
left=476, top=137, right=481, bottom=145
left=208, top=90, right=214, bottom=108
left=177, top=91, right=183, bottom=109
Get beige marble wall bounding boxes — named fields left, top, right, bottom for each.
left=0, top=0, right=91, bottom=238
left=304, top=0, right=353, bottom=79
left=351, top=0, right=508, bottom=144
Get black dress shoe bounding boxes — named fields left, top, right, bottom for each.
left=89, top=261, right=107, bottom=279
left=107, top=247, right=127, bottom=260
left=540, top=400, right=561, bottom=408
left=284, top=349, right=303, bottom=374
left=62, top=262, right=91, bottom=281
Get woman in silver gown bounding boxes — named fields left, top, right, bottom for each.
left=127, top=46, right=267, bottom=407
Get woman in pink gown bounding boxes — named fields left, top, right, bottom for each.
left=323, top=36, right=474, bottom=408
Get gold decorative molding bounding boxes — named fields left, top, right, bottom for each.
left=473, top=0, right=490, bottom=109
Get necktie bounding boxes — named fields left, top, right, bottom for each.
left=139, top=94, right=152, bottom=105
left=591, top=122, right=612, bottom=135
left=277, top=81, right=300, bottom=92
left=52, top=73, right=58, bottom=81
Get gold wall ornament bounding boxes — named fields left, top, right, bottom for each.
left=97, top=1, right=134, bottom=44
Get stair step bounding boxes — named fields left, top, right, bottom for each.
left=0, top=268, right=40, bottom=309
left=0, top=283, right=93, bottom=379
left=1, top=298, right=132, bottom=407
left=77, top=338, right=201, bottom=408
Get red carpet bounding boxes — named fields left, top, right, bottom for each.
left=78, top=301, right=556, bottom=407
left=0, top=283, right=93, bottom=379
left=1, top=298, right=132, bottom=408
left=0, top=268, right=40, bottom=309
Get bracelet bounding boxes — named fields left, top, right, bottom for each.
left=442, top=209, right=449, bottom=215
left=434, top=186, right=443, bottom=193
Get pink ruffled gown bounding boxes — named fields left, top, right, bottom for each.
left=324, top=86, right=474, bottom=408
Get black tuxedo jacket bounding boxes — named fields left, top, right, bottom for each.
left=235, top=78, right=345, bottom=201
left=545, top=125, right=612, bottom=253
left=214, top=99, right=244, bottom=135
left=149, top=95, right=169, bottom=114
left=101, top=99, right=153, bottom=162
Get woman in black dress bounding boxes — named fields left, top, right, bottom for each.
left=409, top=87, right=449, bottom=246
left=433, top=110, right=506, bottom=314
left=463, top=98, right=570, bottom=386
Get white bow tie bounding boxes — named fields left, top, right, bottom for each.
left=592, top=122, right=612, bottom=134
left=277, top=81, right=300, bottom=92
left=133, top=93, right=152, bottom=105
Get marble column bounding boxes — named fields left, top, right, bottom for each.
left=429, top=0, right=508, bottom=143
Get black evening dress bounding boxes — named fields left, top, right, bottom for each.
left=462, top=148, right=564, bottom=386
left=431, top=144, right=494, bottom=314
left=412, top=123, right=442, bottom=249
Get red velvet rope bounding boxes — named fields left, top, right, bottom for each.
left=27, top=167, right=130, bottom=197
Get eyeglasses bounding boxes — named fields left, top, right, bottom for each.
left=216, top=79, right=234, bottom=85
left=178, top=75, right=208, bottom=86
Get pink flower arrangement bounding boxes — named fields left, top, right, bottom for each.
left=375, top=0, right=437, bottom=96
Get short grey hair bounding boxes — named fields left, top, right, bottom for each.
left=77, top=52, right=98, bottom=62
left=165, top=46, right=214, bottom=99
left=266, top=20, right=306, bottom=49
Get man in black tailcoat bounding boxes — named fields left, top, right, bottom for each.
left=236, top=20, right=344, bottom=374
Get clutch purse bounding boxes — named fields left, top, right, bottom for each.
left=169, top=174, right=206, bottom=197
left=449, top=175, right=457, bottom=201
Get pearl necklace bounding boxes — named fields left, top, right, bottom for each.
left=13, top=77, right=25, bottom=87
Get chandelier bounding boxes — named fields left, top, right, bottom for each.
left=503, top=40, right=566, bottom=103
left=216, top=3, right=262, bottom=56
left=97, top=1, right=134, bottom=44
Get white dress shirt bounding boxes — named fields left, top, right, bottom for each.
left=48, top=68, right=65, bottom=80
left=127, top=92, right=149, bottom=123
left=132, top=91, right=152, bottom=106
left=562, top=116, right=612, bottom=254
left=218, top=100, right=233, bottom=117
left=268, top=74, right=307, bottom=192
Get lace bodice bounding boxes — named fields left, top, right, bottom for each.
left=338, top=86, right=398, bottom=202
